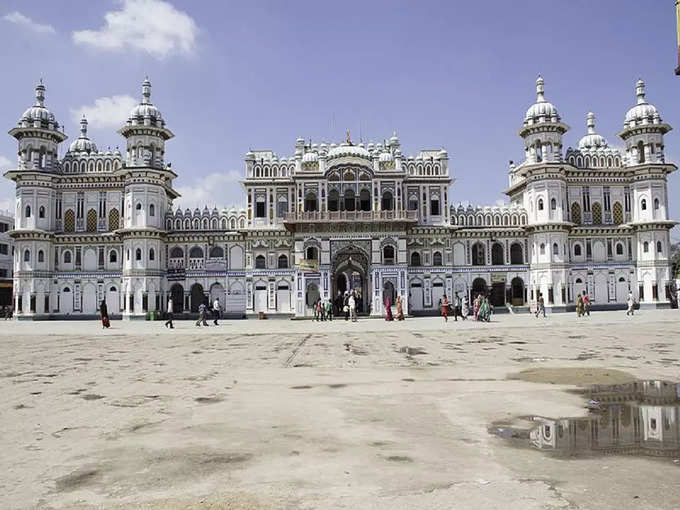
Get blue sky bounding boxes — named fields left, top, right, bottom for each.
left=0, top=0, right=678, bottom=238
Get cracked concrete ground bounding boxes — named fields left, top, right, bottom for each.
left=1, top=310, right=679, bottom=509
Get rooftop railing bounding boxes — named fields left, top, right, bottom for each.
left=283, top=210, right=418, bottom=222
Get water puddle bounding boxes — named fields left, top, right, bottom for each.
left=490, top=379, right=680, bottom=461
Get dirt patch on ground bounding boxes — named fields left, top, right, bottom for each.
left=507, top=367, right=636, bottom=385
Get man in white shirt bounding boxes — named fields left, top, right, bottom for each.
left=212, top=297, right=221, bottom=325
left=348, top=292, right=357, bottom=322
left=164, top=298, right=174, bottom=329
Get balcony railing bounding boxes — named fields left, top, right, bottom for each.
left=583, top=212, right=593, bottom=225
left=187, top=258, right=204, bottom=270
left=283, top=210, right=418, bottom=222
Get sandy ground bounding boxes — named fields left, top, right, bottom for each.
left=1, top=310, right=679, bottom=509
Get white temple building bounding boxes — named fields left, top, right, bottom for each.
left=4, top=76, right=676, bottom=319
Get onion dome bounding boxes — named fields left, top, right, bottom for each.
left=302, top=151, right=318, bottom=163
left=127, top=77, right=165, bottom=127
left=389, top=132, right=400, bottom=146
left=578, top=112, right=608, bottom=149
left=523, top=76, right=560, bottom=126
left=326, top=142, right=371, bottom=160
left=623, top=79, right=660, bottom=128
left=379, top=151, right=394, bottom=163
left=245, top=150, right=255, bottom=161
left=19, top=80, right=61, bottom=130
left=69, top=116, right=98, bottom=153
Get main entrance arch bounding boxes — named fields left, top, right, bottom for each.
left=331, top=244, right=370, bottom=315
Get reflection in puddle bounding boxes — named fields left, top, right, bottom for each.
left=492, top=380, right=680, bottom=459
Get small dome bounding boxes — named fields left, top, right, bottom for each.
left=438, top=148, right=448, bottom=158
left=523, top=76, right=560, bottom=125
left=578, top=112, right=608, bottom=150
left=389, top=132, right=399, bottom=145
left=327, top=142, right=371, bottom=160
left=127, top=77, right=165, bottom=126
left=69, top=117, right=98, bottom=154
left=623, top=79, right=660, bottom=127
left=302, top=151, right=318, bottom=163
left=20, top=81, right=60, bottom=129
left=379, top=151, right=394, bottom=162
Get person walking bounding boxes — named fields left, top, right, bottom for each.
left=576, top=294, right=583, bottom=317
left=453, top=292, right=462, bottom=321
left=325, top=298, right=333, bottom=321
left=473, top=295, right=481, bottom=321
left=384, top=296, right=394, bottom=321
left=349, top=292, right=357, bottom=322
left=461, top=295, right=469, bottom=320
left=212, top=297, right=221, bottom=325
left=582, top=291, right=591, bottom=316
left=196, top=302, right=209, bottom=327
left=535, top=293, right=546, bottom=318
left=441, top=294, right=449, bottom=322
left=626, top=292, right=635, bottom=316
left=99, top=299, right=110, bottom=329
left=396, top=295, right=405, bottom=321
left=165, top=297, right=174, bottom=329
left=479, top=296, right=491, bottom=322
left=343, top=292, right=350, bottom=321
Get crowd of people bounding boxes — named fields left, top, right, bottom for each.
left=437, top=292, right=491, bottom=323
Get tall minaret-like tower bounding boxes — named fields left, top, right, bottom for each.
left=117, top=78, right=180, bottom=319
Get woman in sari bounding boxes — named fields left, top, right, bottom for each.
left=479, top=296, right=491, bottom=322
left=462, top=295, right=469, bottom=319
left=396, top=296, right=405, bottom=321
left=441, top=294, right=449, bottom=322
left=385, top=296, right=394, bottom=321
left=576, top=294, right=583, bottom=317
left=473, top=295, right=481, bottom=321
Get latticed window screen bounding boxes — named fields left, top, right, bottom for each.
left=592, top=202, right=602, bottom=225
left=570, top=202, right=581, bottom=225
left=612, top=202, right=623, bottom=225
left=86, top=209, right=97, bottom=232
left=108, top=208, right=119, bottom=230
left=64, top=209, right=75, bottom=232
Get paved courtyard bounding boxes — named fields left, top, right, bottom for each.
left=1, top=310, right=679, bottom=509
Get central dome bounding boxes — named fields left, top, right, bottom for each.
left=326, top=142, right=371, bottom=160
left=578, top=112, right=608, bottom=150
left=68, top=117, right=98, bottom=154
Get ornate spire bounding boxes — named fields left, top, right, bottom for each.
left=35, top=79, right=45, bottom=107
left=142, top=76, right=151, bottom=104
left=536, top=75, right=545, bottom=102
left=635, top=78, right=646, bottom=104
left=586, top=112, right=596, bottom=134
left=79, top=115, right=88, bottom=138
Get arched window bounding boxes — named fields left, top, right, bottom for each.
left=637, top=141, right=645, bottom=163
left=39, top=206, right=45, bottom=218
left=641, top=199, right=647, bottom=211
left=656, top=241, right=662, bottom=254
left=344, top=189, right=356, bottom=211
left=410, top=251, right=421, bottom=266
left=510, top=243, right=523, bottom=264
left=328, top=189, right=339, bottom=212
left=491, top=243, right=504, bottom=265
left=550, top=198, right=556, bottom=210
left=552, top=243, right=558, bottom=256
left=304, top=193, right=318, bottom=212
left=570, top=202, right=582, bottom=224
left=359, top=189, right=371, bottom=211
left=38, top=250, right=44, bottom=262
left=109, top=250, right=117, bottom=263
left=381, top=191, right=394, bottom=211
left=408, top=195, right=418, bottom=211
left=135, top=202, right=142, bottom=210
left=306, top=246, right=318, bottom=260
left=654, top=198, right=660, bottom=210
left=209, top=246, right=224, bottom=258
left=432, top=251, right=443, bottom=266
left=278, top=254, right=288, bottom=268
left=170, top=247, right=184, bottom=259
left=540, top=243, right=546, bottom=255
left=255, top=254, right=266, bottom=269
left=383, top=245, right=395, bottom=265
left=643, top=241, right=649, bottom=253
left=64, top=250, right=72, bottom=264
left=135, top=248, right=142, bottom=261
left=537, top=198, right=544, bottom=211
left=471, top=243, right=485, bottom=266
left=24, top=249, right=30, bottom=262
left=149, top=248, right=155, bottom=261
left=189, top=246, right=204, bottom=258
left=616, top=243, right=624, bottom=255
left=25, top=205, right=31, bottom=218
left=149, top=204, right=155, bottom=217
left=592, top=202, right=602, bottom=224
left=574, top=244, right=582, bottom=256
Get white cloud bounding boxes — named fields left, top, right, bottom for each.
left=71, top=95, right=137, bottom=130
left=174, top=171, right=244, bottom=210
left=72, top=0, right=197, bottom=59
left=3, top=11, right=56, bottom=34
